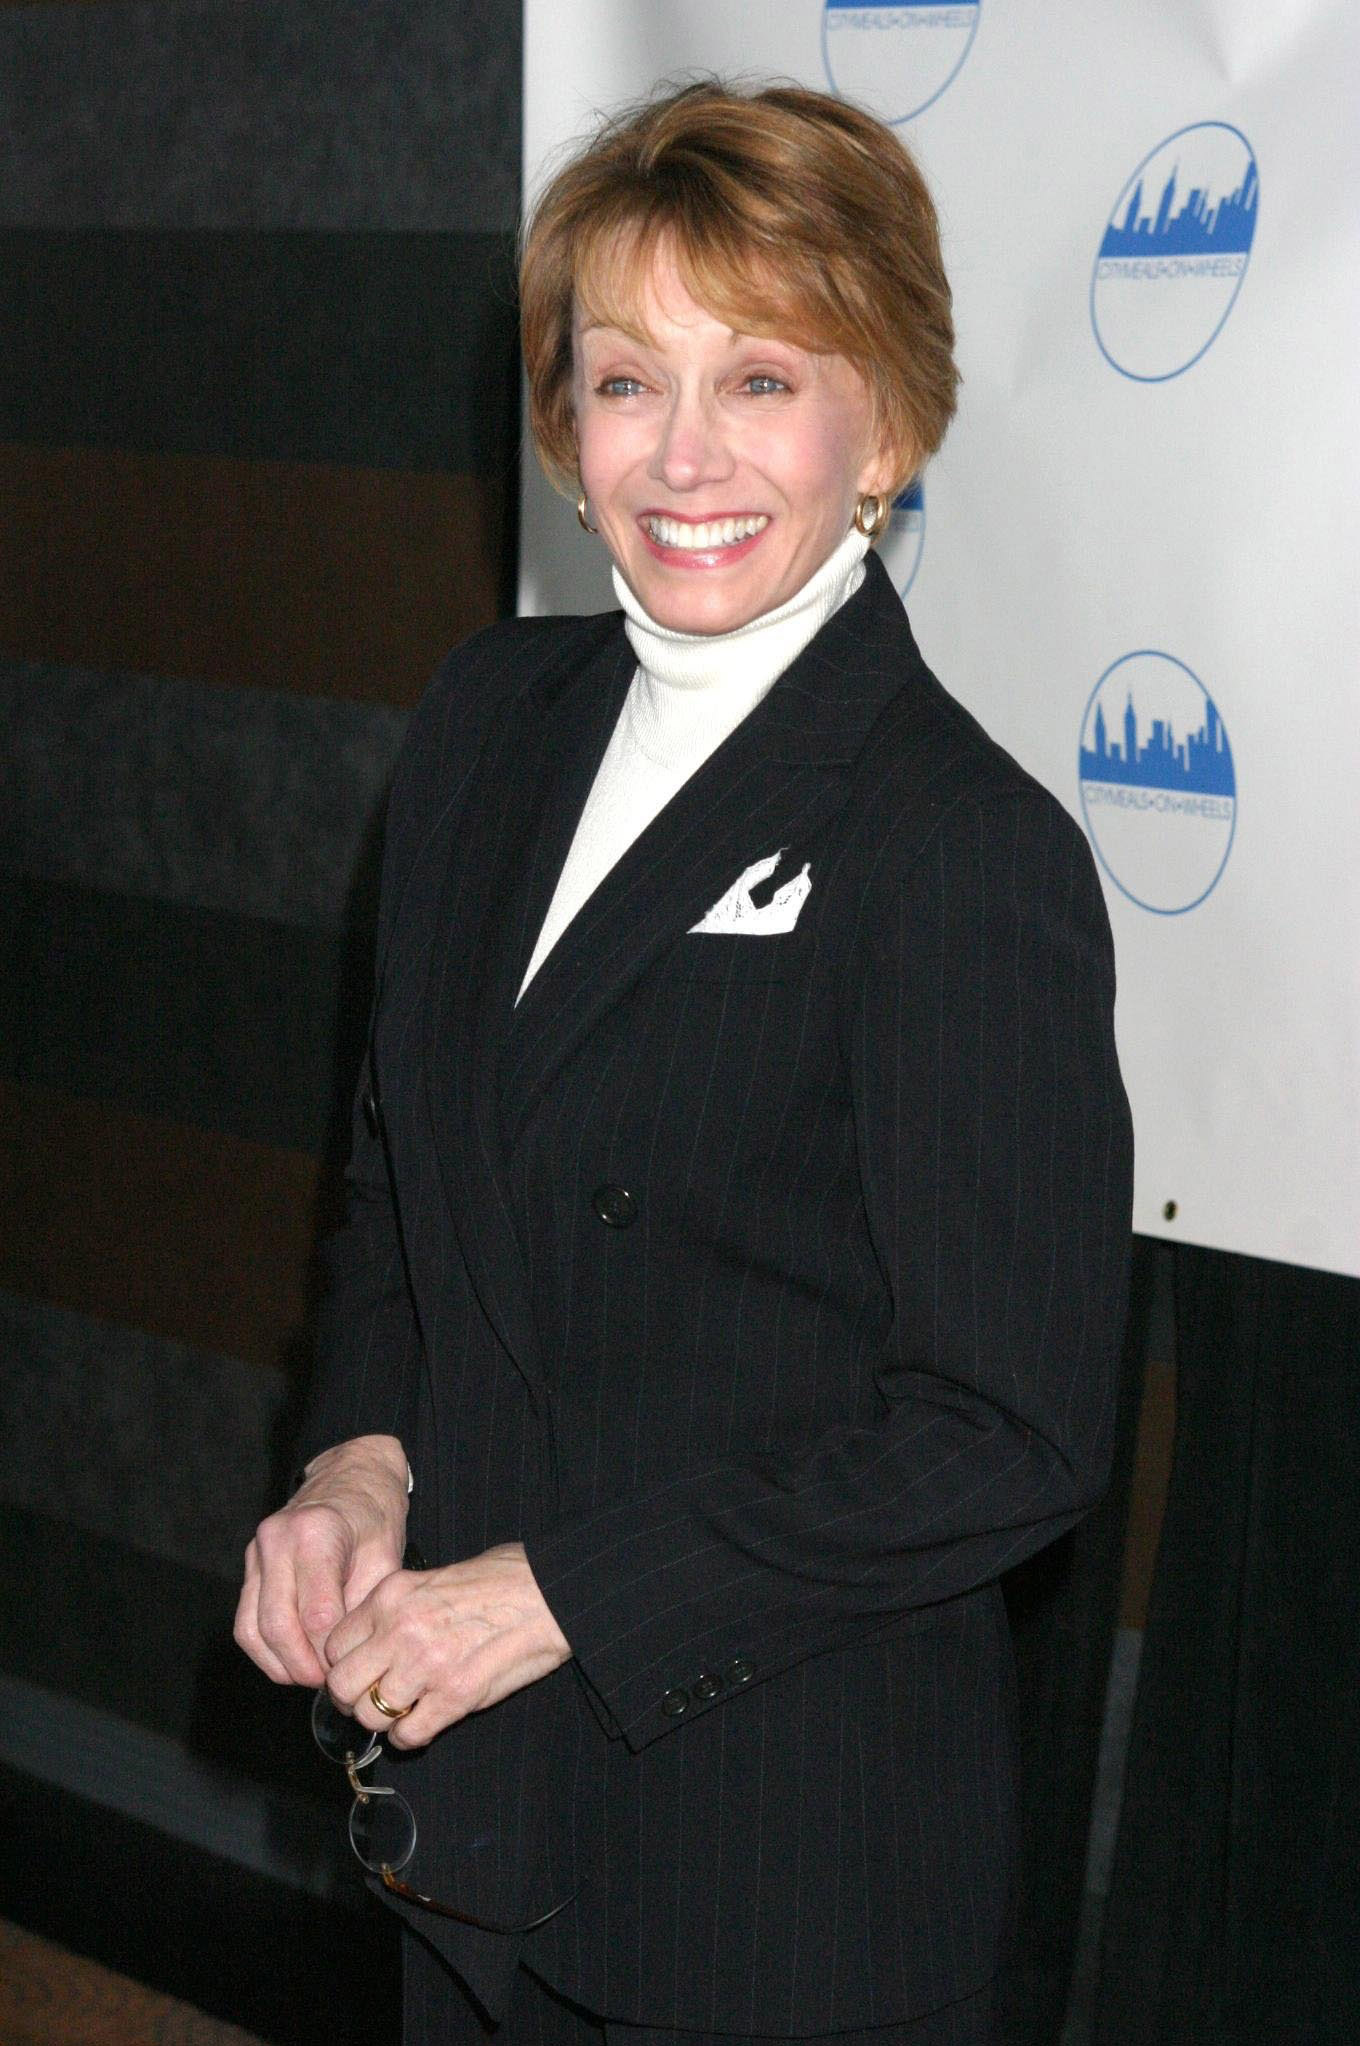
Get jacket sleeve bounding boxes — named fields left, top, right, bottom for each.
left=289, top=636, right=502, bottom=1481
left=524, top=786, right=1135, bottom=1751
left=287, top=1037, right=425, bottom=1483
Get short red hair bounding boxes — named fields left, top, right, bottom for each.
left=520, top=79, right=959, bottom=500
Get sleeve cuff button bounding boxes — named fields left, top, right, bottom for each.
left=661, top=1688, right=690, bottom=1718
left=725, top=1657, right=754, bottom=1686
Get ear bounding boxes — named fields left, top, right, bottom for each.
left=856, top=424, right=911, bottom=504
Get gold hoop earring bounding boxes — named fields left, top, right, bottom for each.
left=853, top=493, right=888, bottom=539
left=576, top=493, right=598, bottom=535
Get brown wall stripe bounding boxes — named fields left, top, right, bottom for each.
left=0, top=1921, right=267, bottom=2046
left=0, top=1079, right=324, bottom=1371
left=0, top=442, right=504, bottom=703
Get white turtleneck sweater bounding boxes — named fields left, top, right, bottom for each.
left=516, top=527, right=869, bottom=1001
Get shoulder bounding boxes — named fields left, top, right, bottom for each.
left=844, top=641, right=1109, bottom=962
left=393, top=609, right=616, bottom=796
left=376, top=611, right=616, bottom=901
left=857, top=640, right=1078, bottom=845
left=824, top=557, right=1087, bottom=881
left=412, top=610, right=612, bottom=742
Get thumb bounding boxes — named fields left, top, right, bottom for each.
left=342, top=1532, right=408, bottom=1615
left=292, top=1525, right=353, bottom=1665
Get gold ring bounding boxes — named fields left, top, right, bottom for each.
left=368, top=1680, right=415, bottom=1721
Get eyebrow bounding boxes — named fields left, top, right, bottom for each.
left=577, top=319, right=794, bottom=350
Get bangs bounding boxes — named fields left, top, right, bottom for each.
left=569, top=204, right=844, bottom=360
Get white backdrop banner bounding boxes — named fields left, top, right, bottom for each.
left=521, top=0, right=1360, bottom=1279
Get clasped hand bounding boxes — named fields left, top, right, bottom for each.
left=233, top=1434, right=571, bottom=1749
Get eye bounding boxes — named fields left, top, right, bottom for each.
left=742, top=373, right=791, bottom=397
left=595, top=375, right=647, bottom=398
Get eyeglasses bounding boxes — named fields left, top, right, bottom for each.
left=311, top=1688, right=577, bottom=1934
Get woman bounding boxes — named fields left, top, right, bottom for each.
left=236, top=81, right=1133, bottom=2046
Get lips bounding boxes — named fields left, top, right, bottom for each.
left=637, top=512, right=772, bottom=570
left=644, top=512, right=770, bottom=551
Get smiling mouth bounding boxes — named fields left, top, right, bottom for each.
left=644, top=514, right=770, bottom=551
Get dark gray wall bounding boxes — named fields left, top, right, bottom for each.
left=0, top=4, right=523, bottom=2035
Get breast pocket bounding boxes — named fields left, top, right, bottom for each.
left=660, top=930, right=815, bottom=986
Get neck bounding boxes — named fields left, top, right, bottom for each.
left=612, top=527, right=870, bottom=696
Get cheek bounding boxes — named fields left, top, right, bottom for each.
left=754, top=409, right=868, bottom=511
left=576, top=410, right=643, bottom=501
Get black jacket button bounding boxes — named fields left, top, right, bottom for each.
left=592, top=1184, right=636, bottom=1228
left=725, top=1657, right=754, bottom=1686
left=362, top=1085, right=381, bottom=1139
left=692, top=1672, right=723, bottom=1702
left=661, top=1687, right=690, bottom=1718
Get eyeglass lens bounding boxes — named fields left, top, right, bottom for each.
left=350, top=1787, right=418, bottom=1873
left=311, top=1686, right=380, bottom=1768
left=311, top=1688, right=418, bottom=1874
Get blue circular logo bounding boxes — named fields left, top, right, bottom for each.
left=880, top=479, right=925, bottom=596
left=822, top=1, right=981, bottom=126
left=1078, top=651, right=1236, bottom=914
left=1091, top=122, right=1259, bottom=381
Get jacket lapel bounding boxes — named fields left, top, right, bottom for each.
left=500, top=552, right=919, bottom=1147
left=422, top=622, right=633, bottom=1402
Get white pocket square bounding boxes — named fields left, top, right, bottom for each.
left=689, top=849, right=812, bottom=935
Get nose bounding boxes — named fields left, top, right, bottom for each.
left=648, top=386, right=734, bottom=493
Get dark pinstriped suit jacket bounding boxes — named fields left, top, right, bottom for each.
left=296, top=550, right=1134, bottom=2036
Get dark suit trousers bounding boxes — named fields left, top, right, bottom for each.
left=403, top=1939, right=997, bottom=2046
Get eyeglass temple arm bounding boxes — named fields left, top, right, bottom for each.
left=378, top=1869, right=581, bottom=1936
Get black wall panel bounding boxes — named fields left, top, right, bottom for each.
left=0, top=2, right=524, bottom=2034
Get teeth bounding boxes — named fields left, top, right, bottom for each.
left=647, top=514, right=769, bottom=550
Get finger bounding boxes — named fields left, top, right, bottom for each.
left=383, top=1654, right=488, bottom=1748
left=384, top=1692, right=448, bottom=1750
left=254, top=1531, right=330, bottom=1686
left=233, top=1540, right=295, bottom=1685
left=326, top=1602, right=444, bottom=1736
left=326, top=1635, right=409, bottom=1721
left=375, top=1649, right=484, bottom=1749
left=323, top=1591, right=381, bottom=1675
left=291, top=1535, right=352, bottom=1667
left=367, top=1678, right=426, bottom=1740
left=342, top=1541, right=406, bottom=1613
left=326, top=1555, right=420, bottom=1665
left=255, top=1592, right=327, bottom=1686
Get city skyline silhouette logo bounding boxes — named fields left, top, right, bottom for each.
left=821, top=0, right=980, bottom=127
left=1091, top=122, right=1259, bottom=381
left=880, top=477, right=925, bottom=597
left=1078, top=650, right=1237, bottom=914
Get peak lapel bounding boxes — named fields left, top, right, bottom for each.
left=423, top=623, right=633, bottom=1400
left=501, top=552, right=918, bottom=1146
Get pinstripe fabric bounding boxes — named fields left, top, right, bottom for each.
left=296, top=552, right=1134, bottom=2038
left=403, top=1947, right=996, bottom=2045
